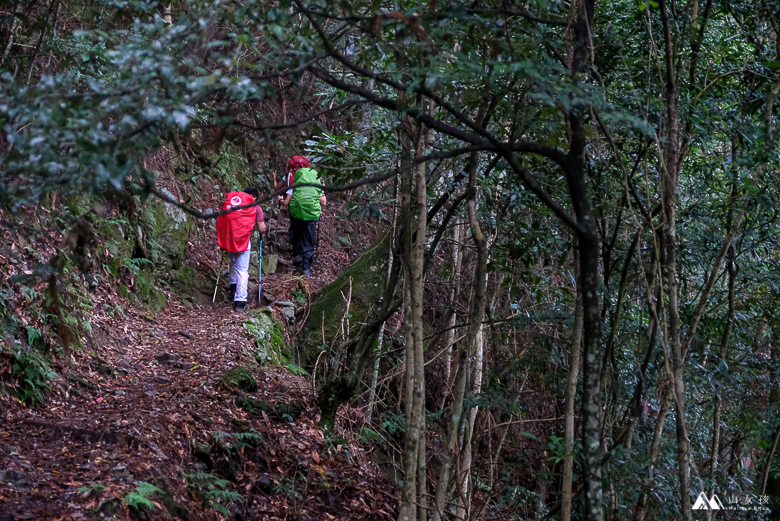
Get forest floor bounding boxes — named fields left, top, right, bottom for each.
left=0, top=199, right=397, bottom=520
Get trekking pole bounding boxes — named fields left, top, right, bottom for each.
left=212, top=251, right=224, bottom=303
left=258, top=234, right=263, bottom=304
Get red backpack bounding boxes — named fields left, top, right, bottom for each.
left=286, top=156, right=311, bottom=185
left=216, top=192, right=256, bottom=252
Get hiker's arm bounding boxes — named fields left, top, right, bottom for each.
left=281, top=194, right=292, bottom=206
left=255, top=207, right=267, bottom=233
left=319, top=193, right=327, bottom=206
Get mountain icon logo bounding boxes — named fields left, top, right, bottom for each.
left=692, top=492, right=724, bottom=510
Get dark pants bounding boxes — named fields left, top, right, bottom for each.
left=290, top=217, right=318, bottom=270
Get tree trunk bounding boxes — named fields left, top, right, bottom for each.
left=457, top=322, right=485, bottom=521
left=398, top=237, right=417, bottom=521
left=443, top=221, right=463, bottom=388
left=566, top=0, right=603, bottom=518
left=433, top=152, right=488, bottom=521
left=398, top=113, right=430, bottom=521
left=562, top=257, right=584, bottom=521
left=367, top=179, right=399, bottom=424
left=656, top=0, right=692, bottom=514
left=708, top=256, right=736, bottom=511
left=634, top=388, right=672, bottom=521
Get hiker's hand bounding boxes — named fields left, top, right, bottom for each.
left=320, top=194, right=327, bottom=206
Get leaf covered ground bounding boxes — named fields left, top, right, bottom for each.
left=0, top=296, right=396, bottom=520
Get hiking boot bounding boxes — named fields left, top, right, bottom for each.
left=233, top=301, right=247, bottom=312
left=303, top=268, right=312, bottom=278
left=293, top=256, right=302, bottom=267
left=229, top=283, right=237, bottom=299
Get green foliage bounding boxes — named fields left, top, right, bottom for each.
left=285, top=363, right=309, bottom=376
left=218, top=367, right=258, bottom=393
left=0, top=310, right=56, bottom=405
left=78, top=482, right=106, bottom=498
left=378, top=410, right=405, bottom=438
left=212, top=429, right=262, bottom=450
left=358, top=427, right=383, bottom=444
left=122, top=481, right=163, bottom=513
left=185, top=471, right=243, bottom=515
left=273, top=477, right=302, bottom=500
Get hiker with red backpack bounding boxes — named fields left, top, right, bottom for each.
left=216, top=188, right=266, bottom=311
left=278, top=156, right=326, bottom=278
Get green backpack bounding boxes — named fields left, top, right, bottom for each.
left=289, top=168, right=322, bottom=221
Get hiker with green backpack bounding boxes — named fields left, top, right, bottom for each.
left=279, top=156, right=326, bottom=278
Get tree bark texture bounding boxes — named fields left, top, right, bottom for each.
left=398, top=114, right=430, bottom=521
left=562, top=260, right=584, bottom=521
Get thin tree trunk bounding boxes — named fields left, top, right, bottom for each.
left=457, top=323, right=485, bottom=521
left=366, top=325, right=385, bottom=425
left=433, top=152, right=488, bottom=521
left=412, top=111, right=431, bottom=521
left=763, top=308, right=780, bottom=494
left=709, top=257, right=736, bottom=481
left=562, top=255, right=584, bottom=521
left=399, top=112, right=430, bottom=521
left=367, top=179, right=399, bottom=424
left=0, top=1, right=21, bottom=70
left=443, top=221, right=462, bottom=387
left=657, top=0, right=693, bottom=513
left=398, top=147, right=418, bottom=521
left=566, top=1, right=603, bottom=518
left=634, top=388, right=672, bottom=521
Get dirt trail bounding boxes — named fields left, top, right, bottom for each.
left=0, top=298, right=395, bottom=520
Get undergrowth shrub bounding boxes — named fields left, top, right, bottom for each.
left=185, top=471, right=244, bottom=515
left=122, top=481, right=164, bottom=515
left=0, top=304, right=57, bottom=405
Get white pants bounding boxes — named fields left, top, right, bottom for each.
left=228, top=249, right=251, bottom=302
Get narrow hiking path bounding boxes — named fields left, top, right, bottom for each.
left=0, top=297, right=396, bottom=520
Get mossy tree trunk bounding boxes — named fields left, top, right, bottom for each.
left=315, top=236, right=403, bottom=432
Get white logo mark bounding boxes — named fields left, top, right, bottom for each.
left=692, top=492, right=724, bottom=510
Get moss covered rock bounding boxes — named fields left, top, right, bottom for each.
left=219, top=367, right=258, bottom=393
left=235, top=396, right=273, bottom=417
left=136, top=273, right=167, bottom=312
left=297, top=232, right=391, bottom=367
left=235, top=396, right=303, bottom=422
left=242, top=310, right=289, bottom=365
left=98, top=219, right=135, bottom=278
left=170, top=266, right=213, bottom=304
left=140, top=188, right=193, bottom=271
